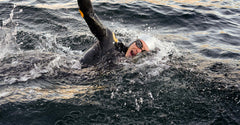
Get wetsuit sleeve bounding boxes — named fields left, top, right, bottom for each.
left=77, top=0, right=107, bottom=42
left=78, top=0, right=120, bottom=67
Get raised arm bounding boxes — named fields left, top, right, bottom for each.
left=77, top=0, right=107, bottom=42
left=78, top=0, right=121, bottom=67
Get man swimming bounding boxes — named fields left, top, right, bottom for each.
left=78, top=0, right=149, bottom=67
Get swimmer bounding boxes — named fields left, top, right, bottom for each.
left=78, top=0, right=149, bottom=67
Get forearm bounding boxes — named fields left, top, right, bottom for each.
left=77, top=0, right=107, bottom=41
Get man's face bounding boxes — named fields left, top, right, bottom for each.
left=125, top=39, right=149, bottom=57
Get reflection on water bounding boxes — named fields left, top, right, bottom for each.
left=94, top=0, right=240, bottom=9
left=1, top=0, right=239, bottom=9
left=0, top=84, right=104, bottom=105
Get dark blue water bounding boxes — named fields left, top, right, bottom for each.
left=0, top=0, right=240, bottom=124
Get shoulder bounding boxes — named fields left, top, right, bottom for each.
left=100, top=29, right=118, bottom=51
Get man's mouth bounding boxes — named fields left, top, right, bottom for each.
left=131, top=50, right=136, bottom=56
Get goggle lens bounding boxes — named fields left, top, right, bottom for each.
left=135, top=40, right=143, bottom=50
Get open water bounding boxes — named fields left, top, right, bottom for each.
left=0, top=0, right=240, bottom=124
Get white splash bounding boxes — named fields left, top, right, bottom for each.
left=0, top=3, right=21, bottom=59
left=2, top=4, right=15, bottom=26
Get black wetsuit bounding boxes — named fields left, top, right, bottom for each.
left=77, top=0, right=127, bottom=68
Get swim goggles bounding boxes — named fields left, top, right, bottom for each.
left=135, top=39, right=143, bottom=50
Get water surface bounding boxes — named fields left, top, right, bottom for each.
left=0, top=0, right=240, bottom=124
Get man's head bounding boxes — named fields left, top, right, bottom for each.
left=125, top=39, right=149, bottom=57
